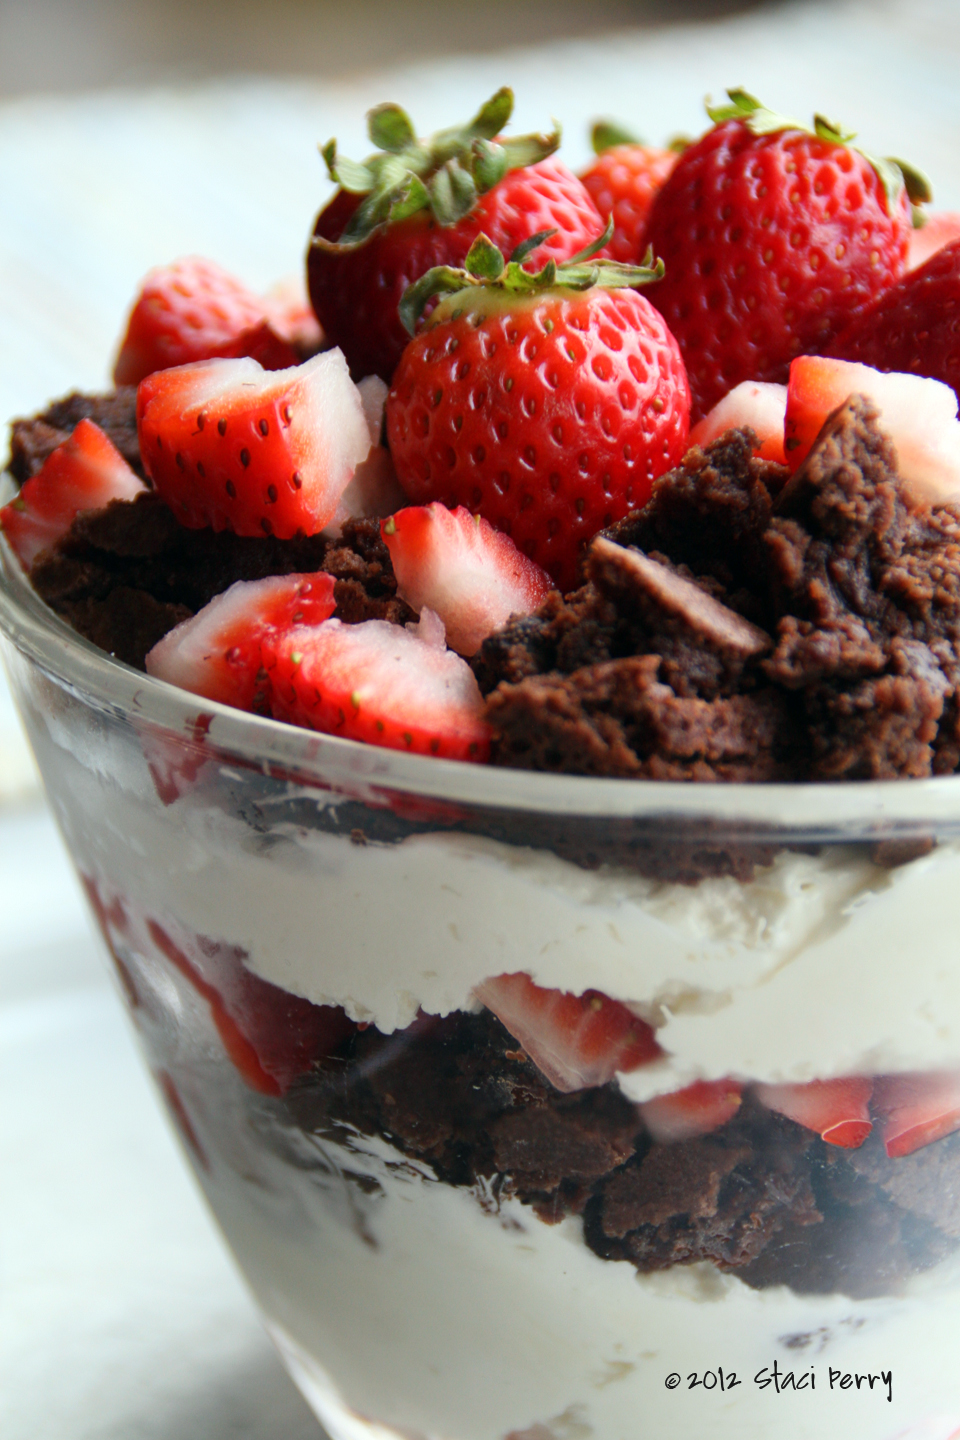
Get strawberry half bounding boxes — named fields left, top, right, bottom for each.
left=145, top=917, right=355, bottom=1096
left=639, top=1079, right=743, bottom=1143
left=145, top=572, right=337, bottom=711
left=474, top=971, right=661, bottom=1093
left=783, top=355, right=960, bottom=503
left=263, top=616, right=491, bottom=761
left=689, top=381, right=787, bottom=465
left=754, top=1077, right=873, bottom=1149
left=381, top=504, right=554, bottom=656
left=113, top=256, right=301, bottom=387
left=874, top=1070, right=960, bottom=1158
left=137, top=351, right=372, bottom=537
left=1, top=418, right=146, bottom=571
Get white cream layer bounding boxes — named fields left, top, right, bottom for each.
left=205, top=1124, right=960, bottom=1440
left=58, top=756, right=960, bottom=1093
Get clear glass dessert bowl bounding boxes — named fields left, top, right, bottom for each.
left=5, top=533, right=960, bottom=1440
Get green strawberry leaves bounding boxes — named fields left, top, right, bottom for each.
left=706, top=87, right=932, bottom=214
left=399, top=220, right=665, bottom=335
left=315, top=87, right=561, bottom=251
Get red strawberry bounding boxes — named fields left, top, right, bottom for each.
left=474, top=971, right=661, bottom=1093
left=688, top=380, right=787, bottom=464
left=263, top=617, right=490, bottom=761
left=145, top=917, right=354, bottom=1096
left=386, top=232, right=690, bottom=591
left=643, top=90, right=922, bottom=421
left=783, top=354, right=960, bottom=503
left=381, top=503, right=554, bottom=656
left=639, top=1079, right=743, bottom=1143
left=137, top=352, right=372, bottom=537
left=113, top=256, right=302, bottom=386
left=874, top=1070, right=960, bottom=1158
left=0, top=418, right=146, bottom=570
left=827, top=238, right=960, bottom=406
left=145, top=572, right=337, bottom=711
left=754, top=1077, right=873, bottom=1149
left=907, top=212, right=960, bottom=272
left=307, top=88, right=603, bottom=382
left=580, top=122, right=680, bottom=264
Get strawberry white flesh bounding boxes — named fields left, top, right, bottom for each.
left=263, top=616, right=490, bottom=761
left=689, top=381, right=787, bottom=465
left=754, top=1077, right=873, bottom=1149
left=874, top=1070, right=960, bottom=1158
left=382, top=503, right=555, bottom=657
left=137, top=351, right=371, bottom=537
left=145, top=572, right=336, bottom=710
left=784, top=356, right=960, bottom=505
left=639, top=1079, right=743, bottom=1143
left=475, top=971, right=661, bottom=1093
left=0, top=418, right=146, bottom=571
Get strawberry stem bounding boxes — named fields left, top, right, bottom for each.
left=398, top=221, right=664, bottom=335
left=314, top=88, right=561, bottom=250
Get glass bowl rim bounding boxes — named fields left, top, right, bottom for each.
left=5, top=531, right=960, bottom=834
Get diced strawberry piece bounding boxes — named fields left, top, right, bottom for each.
left=323, top=375, right=407, bottom=536
left=263, top=277, right=325, bottom=356
left=754, top=1077, right=873, bottom=1149
left=639, top=1079, right=743, bottom=1143
left=784, top=355, right=960, bottom=504
left=381, top=504, right=555, bottom=656
left=874, top=1070, right=960, bottom=1158
left=907, top=212, right=960, bottom=272
left=114, top=256, right=295, bottom=386
left=145, top=572, right=336, bottom=711
left=139, top=712, right=213, bottom=807
left=218, top=319, right=301, bottom=371
left=474, top=971, right=661, bottom=1093
left=136, top=351, right=371, bottom=537
left=689, top=381, right=787, bottom=465
left=264, top=616, right=490, bottom=761
left=0, top=418, right=146, bottom=570
left=145, top=917, right=355, bottom=1096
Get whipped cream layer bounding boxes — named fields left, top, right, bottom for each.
left=52, top=741, right=960, bottom=1092
left=206, top=1123, right=960, bottom=1440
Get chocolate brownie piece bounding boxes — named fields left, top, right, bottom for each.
left=288, top=1009, right=960, bottom=1298
left=8, top=389, right=143, bottom=484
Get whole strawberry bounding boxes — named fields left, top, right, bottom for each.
left=307, top=88, right=604, bottom=383
left=827, top=237, right=960, bottom=401
left=386, top=229, right=690, bottom=592
left=580, top=120, right=681, bottom=265
left=643, top=89, right=926, bottom=420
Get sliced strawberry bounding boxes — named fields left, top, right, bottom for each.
left=874, top=1070, right=960, bottom=1158
left=907, top=212, right=960, bottom=272
left=136, top=351, right=371, bottom=537
left=754, top=1077, right=873, bottom=1149
left=114, top=256, right=300, bottom=387
left=323, top=375, right=407, bottom=536
left=145, top=572, right=336, bottom=711
left=381, top=504, right=555, bottom=657
left=639, top=1079, right=743, bottom=1143
left=688, top=381, right=787, bottom=465
left=264, top=616, right=490, bottom=761
left=474, top=971, right=661, bottom=1093
left=145, top=917, right=355, bottom=1096
left=783, top=355, right=960, bottom=504
left=0, top=418, right=146, bottom=570
left=139, top=712, right=213, bottom=807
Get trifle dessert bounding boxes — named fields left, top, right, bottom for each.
left=6, top=87, right=960, bottom=1440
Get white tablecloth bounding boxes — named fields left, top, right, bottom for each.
left=5, top=2, right=960, bottom=1434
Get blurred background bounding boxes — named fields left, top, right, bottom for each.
left=0, top=0, right=777, bottom=97
left=4, top=3, right=960, bottom=1438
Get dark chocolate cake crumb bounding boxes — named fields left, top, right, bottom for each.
left=9, top=389, right=143, bottom=485
left=288, top=1010, right=960, bottom=1299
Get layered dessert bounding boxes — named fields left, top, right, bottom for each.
left=5, top=87, right=960, bottom=1440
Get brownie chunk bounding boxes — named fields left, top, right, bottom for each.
left=8, top=389, right=143, bottom=484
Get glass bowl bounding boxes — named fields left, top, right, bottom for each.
left=4, top=533, right=960, bottom=1440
